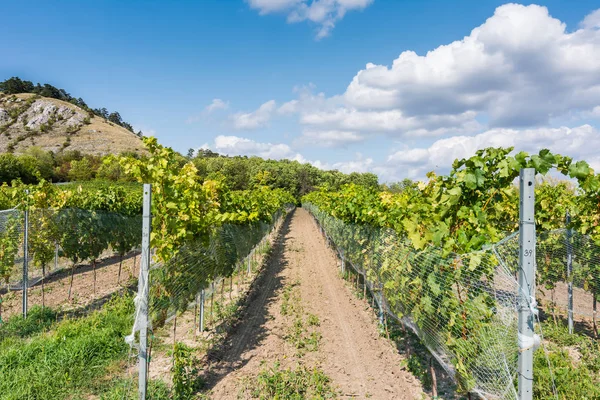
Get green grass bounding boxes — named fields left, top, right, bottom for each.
left=0, top=294, right=135, bottom=400
left=0, top=306, right=57, bottom=341
left=533, top=321, right=600, bottom=399
left=93, top=377, right=171, bottom=400
left=243, top=362, right=337, bottom=399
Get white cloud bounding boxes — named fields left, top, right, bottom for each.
left=231, top=100, right=277, bottom=130
left=344, top=4, right=600, bottom=127
left=132, top=125, right=156, bottom=137
left=278, top=100, right=299, bottom=115
left=247, top=0, right=373, bottom=39
left=582, top=9, right=600, bottom=29
left=294, top=129, right=364, bottom=147
left=208, top=135, right=303, bottom=160
left=312, top=153, right=374, bottom=174
left=200, top=5, right=600, bottom=184
left=589, top=106, right=600, bottom=118
left=265, top=5, right=600, bottom=139
left=247, top=0, right=303, bottom=13
left=301, top=108, right=481, bottom=136
left=384, top=125, right=600, bottom=181
left=205, top=99, right=229, bottom=113
left=201, top=135, right=374, bottom=174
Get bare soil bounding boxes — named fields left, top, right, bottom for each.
left=1, top=251, right=140, bottom=318
left=203, top=208, right=425, bottom=399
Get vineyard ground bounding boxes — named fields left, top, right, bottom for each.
left=203, top=208, right=428, bottom=399
left=1, top=252, right=139, bottom=319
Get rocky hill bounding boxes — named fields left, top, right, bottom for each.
left=0, top=93, right=146, bottom=155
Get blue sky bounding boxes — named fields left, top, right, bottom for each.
left=2, top=0, right=600, bottom=181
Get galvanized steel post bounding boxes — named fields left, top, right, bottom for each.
left=518, top=168, right=537, bottom=400
left=566, top=212, right=573, bottom=334
left=22, top=190, right=29, bottom=318
left=138, top=184, right=152, bottom=400
left=199, top=289, right=205, bottom=332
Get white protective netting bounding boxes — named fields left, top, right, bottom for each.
left=495, top=229, right=600, bottom=335
left=0, top=207, right=142, bottom=319
left=305, top=202, right=521, bottom=399
left=125, top=206, right=293, bottom=396
left=305, top=203, right=600, bottom=399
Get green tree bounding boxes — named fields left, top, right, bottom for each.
left=107, top=111, right=122, bottom=125
left=0, top=77, right=34, bottom=94
left=22, top=147, right=55, bottom=181
left=67, top=158, right=94, bottom=181
left=0, top=154, right=40, bottom=184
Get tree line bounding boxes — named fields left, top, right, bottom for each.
left=0, top=144, right=382, bottom=202
left=0, top=77, right=139, bottom=135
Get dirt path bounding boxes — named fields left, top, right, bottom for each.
left=205, top=208, right=425, bottom=399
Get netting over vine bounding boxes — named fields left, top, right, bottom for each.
left=0, top=208, right=141, bottom=292
left=125, top=207, right=291, bottom=361
left=304, top=203, right=600, bottom=400
left=147, top=209, right=287, bottom=328
left=495, top=229, right=600, bottom=328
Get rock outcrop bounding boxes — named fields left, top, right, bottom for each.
left=0, top=93, right=146, bottom=155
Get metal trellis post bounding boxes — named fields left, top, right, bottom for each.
left=518, top=168, right=537, bottom=400
left=22, top=191, right=29, bottom=318
left=138, top=184, right=152, bottom=400
left=199, top=289, right=205, bottom=332
left=54, top=243, right=59, bottom=270
left=248, top=250, right=252, bottom=275
left=566, top=212, right=573, bottom=334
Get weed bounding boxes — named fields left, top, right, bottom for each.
left=95, top=377, right=171, bottom=399
left=532, top=321, right=600, bottom=399
left=307, top=313, right=320, bottom=327
left=172, top=342, right=204, bottom=399
left=281, top=282, right=322, bottom=355
left=243, top=361, right=337, bottom=399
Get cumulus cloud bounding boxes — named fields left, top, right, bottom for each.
left=312, top=153, right=374, bottom=173
left=301, top=108, right=481, bottom=136
left=582, top=9, right=600, bottom=29
left=200, top=135, right=375, bottom=174
left=294, top=129, right=365, bottom=147
left=266, top=5, right=600, bottom=139
left=201, top=5, right=600, bottom=183
left=132, top=125, right=156, bottom=137
left=231, top=100, right=277, bottom=130
left=384, top=125, right=600, bottom=181
left=205, top=135, right=304, bottom=160
left=247, top=0, right=373, bottom=39
left=344, top=4, right=600, bottom=127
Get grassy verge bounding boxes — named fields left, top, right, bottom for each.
left=0, top=306, right=57, bottom=341
left=0, top=294, right=134, bottom=399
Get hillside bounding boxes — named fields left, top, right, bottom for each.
left=0, top=93, right=146, bottom=155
